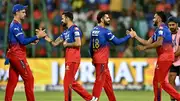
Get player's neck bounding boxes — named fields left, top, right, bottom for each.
left=67, top=22, right=74, bottom=29
left=14, top=17, right=21, bottom=24
left=158, top=22, right=164, bottom=27
left=99, top=23, right=105, bottom=28
left=172, top=31, right=177, bottom=34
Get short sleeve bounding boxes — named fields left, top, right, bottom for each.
left=105, top=30, right=115, bottom=41
left=74, top=27, right=81, bottom=37
left=157, top=26, right=165, bottom=37
left=158, top=30, right=165, bottom=37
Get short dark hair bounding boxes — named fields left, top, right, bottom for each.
left=156, top=11, right=167, bottom=23
left=167, top=16, right=178, bottom=23
left=97, top=11, right=109, bottom=23
left=62, top=11, right=73, bottom=21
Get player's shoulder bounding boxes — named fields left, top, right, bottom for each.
left=10, top=21, right=18, bottom=28
left=11, top=23, right=21, bottom=32
left=177, top=27, right=180, bottom=35
left=92, top=26, right=100, bottom=31
left=61, top=29, right=68, bottom=35
left=72, top=25, right=80, bottom=31
left=177, top=27, right=180, bottom=32
left=98, top=26, right=109, bottom=32
left=158, top=25, right=169, bottom=32
left=102, top=27, right=111, bottom=35
left=159, top=24, right=169, bottom=31
left=158, top=26, right=164, bottom=30
left=105, top=28, right=111, bottom=32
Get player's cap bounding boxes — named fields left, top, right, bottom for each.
left=12, top=4, right=28, bottom=14
left=167, top=16, right=178, bottom=23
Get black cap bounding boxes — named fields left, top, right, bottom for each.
left=167, top=16, right=178, bottom=23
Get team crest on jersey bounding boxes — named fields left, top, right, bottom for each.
left=158, top=30, right=163, bottom=35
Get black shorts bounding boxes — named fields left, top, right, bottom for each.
left=169, top=64, right=180, bottom=74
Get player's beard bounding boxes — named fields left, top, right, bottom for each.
left=104, top=21, right=110, bottom=26
left=62, top=22, right=67, bottom=27
left=153, top=20, right=158, bottom=26
left=63, top=25, right=68, bottom=30
left=170, top=28, right=177, bottom=34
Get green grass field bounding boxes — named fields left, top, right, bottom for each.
left=0, top=91, right=171, bottom=101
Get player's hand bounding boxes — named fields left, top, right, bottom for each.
left=136, top=45, right=146, bottom=51
left=63, top=40, right=67, bottom=48
left=36, top=28, right=47, bottom=38
left=31, top=40, right=39, bottom=45
left=127, top=28, right=136, bottom=38
left=130, top=28, right=137, bottom=38
left=44, top=35, right=52, bottom=43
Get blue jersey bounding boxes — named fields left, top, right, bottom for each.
left=59, top=25, right=82, bottom=63
left=89, top=26, right=130, bottom=63
left=152, top=24, right=174, bottom=61
left=6, top=20, right=37, bottom=59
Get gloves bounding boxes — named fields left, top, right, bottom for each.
left=4, top=57, right=10, bottom=65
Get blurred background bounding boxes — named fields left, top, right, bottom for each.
left=1, top=0, right=179, bottom=58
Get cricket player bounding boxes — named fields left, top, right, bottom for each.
left=5, top=4, right=46, bottom=101
left=167, top=16, right=180, bottom=101
left=44, top=12, right=95, bottom=101
left=134, top=11, right=180, bottom=101
left=89, top=11, right=135, bottom=101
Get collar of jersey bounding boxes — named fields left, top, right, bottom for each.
left=68, top=24, right=76, bottom=30
left=13, top=20, right=20, bottom=24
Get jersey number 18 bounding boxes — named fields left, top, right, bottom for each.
left=92, top=38, right=100, bottom=49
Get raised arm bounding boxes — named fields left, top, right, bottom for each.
left=135, top=35, right=153, bottom=45
left=111, top=35, right=131, bottom=45
left=130, top=28, right=153, bottom=45
left=105, top=30, right=135, bottom=45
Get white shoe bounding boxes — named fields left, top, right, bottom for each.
left=90, top=97, right=95, bottom=101
left=94, top=98, right=98, bottom=101
left=90, top=96, right=98, bottom=101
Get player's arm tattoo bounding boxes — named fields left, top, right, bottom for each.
left=144, top=36, right=163, bottom=49
left=45, top=36, right=63, bottom=47
left=64, top=37, right=81, bottom=48
left=135, top=36, right=153, bottom=45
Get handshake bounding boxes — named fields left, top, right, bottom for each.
left=126, top=28, right=147, bottom=51
left=35, top=28, right=47, bottom=38
left=126, top=28, right=137, bottom=38
left=31, top=28, right=47, bottom=45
